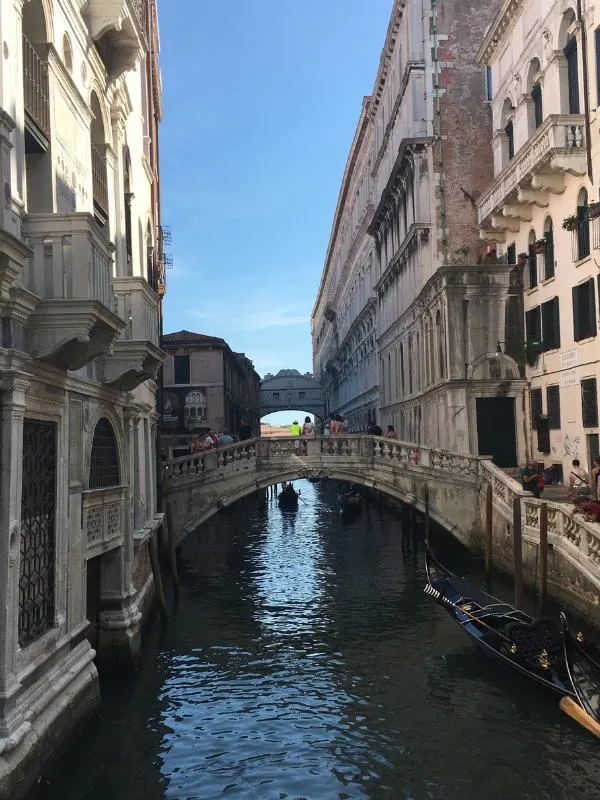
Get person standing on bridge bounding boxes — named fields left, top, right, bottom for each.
left=302, top=416, right=315, bottom=437
left=238, top=418, right=253, bottom=441
left=290, top=419, right=301, bottom=450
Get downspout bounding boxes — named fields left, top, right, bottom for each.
left=577, top=0, right=593, bottom=183
left=431, top=0, right=450, bottom=263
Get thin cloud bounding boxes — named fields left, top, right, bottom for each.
left=191, top=305, right=308, bottom=332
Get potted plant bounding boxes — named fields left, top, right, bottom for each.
left=589, top=201, right=600, bottom=220
left=534, top=239, right=547, bottom=254
left=517, top=252, right=528, bottom=265
left=562, top=214, right=578, bottom=231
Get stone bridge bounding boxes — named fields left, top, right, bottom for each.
left=164, top=436, right=600, bottom=623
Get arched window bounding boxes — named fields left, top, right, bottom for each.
left=436, top=310, right=446, bottom=380
left=565, top=34, right=580, bottom=114
left=544, top=217, right=554, bottom=279
left=408, top=336, right=413, bottom=394
left=577, top=188, right=590, bottom=260
left=62, top=33, right=73, bottom=73
left=501, top=98, right=515, bottom=164
left=89, top=418, right=120, bottom=489
left=90, top=92, right=108, bottom=226
left=428, top=321, right=434, bottom=384
left=424, top=322, right=430, bottom=385
left=123, top=146, right=133, bottom=274
left=527, top=59, right=542, bottom=131
left=527, top=229, right=538, bottom=289
left=400, top=342, right=405, bottom=396
left=416, top=331, right=421, bottom=391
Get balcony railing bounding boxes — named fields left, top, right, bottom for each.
left=23, top=35, right=49, bottom=139
left=477, top=115, right=586, bottom=226
left=22, top=213, right=113, bottom=307
left=113, top=277, right=159, bottom=346
left=83, top=486, right=125, bottom=558
left=91, top=144, right=108, bottom=217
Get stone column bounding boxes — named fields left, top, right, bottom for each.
left=0, top=373, right=28, bottom=742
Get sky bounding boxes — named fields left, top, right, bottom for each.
left=159, top=0, right=393, bottom=384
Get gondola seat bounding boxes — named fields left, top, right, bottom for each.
left=503, top=618, right=564, bottom=668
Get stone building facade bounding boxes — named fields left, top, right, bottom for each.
left=0, top=1, right=165, bottom=796
left=313, top=0, right=527, bottom=466
left=160, top=330, right=260, bottom=456
left=477, top=0, right=600, bottom=480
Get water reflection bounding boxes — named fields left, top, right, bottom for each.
left=40, top=480, right=600, bottom=800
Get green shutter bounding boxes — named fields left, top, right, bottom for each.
left=553, top=297, right=561, bottom=349
left=573, top=284, right=580, bottom=341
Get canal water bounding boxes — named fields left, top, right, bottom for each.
left=43, top=480, right=600, bottom=799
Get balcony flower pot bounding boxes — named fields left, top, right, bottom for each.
left=534, top=239, right=546, bottom=254
left=562, top=215, right=578, bottom=231
left=517, top=252, right=528, bottom=266
left=589, top=202, right=600, bottom=220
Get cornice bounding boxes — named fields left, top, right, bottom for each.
left=477, top=0, right=525, bottom=65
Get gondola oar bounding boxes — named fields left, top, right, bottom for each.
left=559, top=696, right=600, bottom=739
left=424, top=583, right=515, bottom=645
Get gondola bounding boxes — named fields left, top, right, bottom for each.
left=560, top=612, right=600, bottom=737
left=338, top=491, right=362, bottom=512
left=424, top=545, right=575, bottom=697
left=278, top=487, right=299, bottom=510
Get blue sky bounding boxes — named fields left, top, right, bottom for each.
left=159, top=0, right=393, bottom=380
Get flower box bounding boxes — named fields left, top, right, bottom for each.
left=562, top=215, right=578, bottom=231
left=534, top=239, right=546, bottom=254
left=517, top=252, right=528, bottom=265
left=589, top=202, right=600, bottom=220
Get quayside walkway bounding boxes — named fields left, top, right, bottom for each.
left=163, top=435, right=600, bottom=621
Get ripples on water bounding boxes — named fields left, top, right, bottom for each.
left=44, top=481, right=600, bottom=800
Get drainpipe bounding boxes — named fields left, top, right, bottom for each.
left=431, top=0, right=450, bottom=264
left=577, top=0, right=593, bottom=183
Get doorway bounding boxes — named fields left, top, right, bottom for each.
left=476, top=397, right=517, bottom=467
left=86, top=556, right=101, bottom=651
left=587, top=434, right=599, bottom=482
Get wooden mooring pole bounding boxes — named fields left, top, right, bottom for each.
left=166, top=498, right=180, bottom=597
left=424, top=485, right=430, bottom=544
left=512, top=497, right=524, bottom=608
left=539, top=502, right=548, bottom=614
left=149, top=529, right=168, bottom=626
left=485, top=482, right=493, bottom=588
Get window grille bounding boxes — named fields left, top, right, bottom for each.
left=582, top=379, right=599, bottom=428
left=530, top=387, right=543, bottom=430
left=19, top=419, right=56, bottom=647
left=89, top=418, right=121, bottom=489
left=546, top=385, right=561, bottom=430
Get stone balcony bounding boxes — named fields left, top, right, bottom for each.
left=477, top=115, right=587, bottom=237
left=22, top=213, right=124, bottom=371
left=82, top=0, right=147, bottom=79
left=102, top=276, right=164, bottom=391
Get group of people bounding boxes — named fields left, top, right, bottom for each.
left=520, top=457, right=600, bottom=499
left=189, top=418, right=254, bottom=453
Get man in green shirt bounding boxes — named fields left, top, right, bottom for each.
left=520, top=462, right=543, bottom=498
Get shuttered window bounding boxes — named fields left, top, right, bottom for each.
left=530, top=387, right=543, bottom=430
left=505, top=120, right=514, bottom=160
left=546, top=385, right=561, bottom=430
left=565, top=36, right=580, bottom=114
left=526, top=306, right=542, bottom=342
left=531, top=83, right=543, bottom=128
left=573, top=279, right=597, bottom=341
left=582, top=378, right=598, bottom=428
left=541, top=297, right=560, bottom=351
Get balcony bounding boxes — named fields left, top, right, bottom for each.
left=22, top=213, right=124, bottom=371
left=477, top=115, right=587, bottom=235
left=91, top=144, right=109, bottom=223
left=103, top=276, right=165, bottom=391
left=83, top=486, right=125, bottom=559
left=83, top=0, right=147, bottom=80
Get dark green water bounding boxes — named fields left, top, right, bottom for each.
left=43, top=481, right=600, bottom=799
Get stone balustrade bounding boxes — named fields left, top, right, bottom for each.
left=113, top=276, right=160, bottom=346
left=82, top=486, right=126, bottom=559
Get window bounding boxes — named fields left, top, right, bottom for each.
left=89, top=418, right=120, bottom=489
left=400, top=342, right=405, bottom=395
left=581, top=378, right=598, bottom=428
left=299, top=391, right=306, bottom=400
left=577, top=190, right=590, bottom=260
left=507, top=243, right=516, bottom=264
left=544, top=220, right=554, bottom=279
left=547, top=385, right=561, bottom=429
left=505, top=120, right=514, bottom=160
left=541, top=297, right=560, bottom=351
left=528, top=240, right=538, bottom=289
left=174, top=355, right=190, bottom=384
left=272, top=392, right=280, bottom=400
left=525, top=306, right=541, bottom=343
left=530, top=387, right=543, bottom=430
left=408, top=337, right=413, bottom=394
left=572, top=279, right=597, bottom=341
left=565, top=36, right=580, bottom=114
left=486, top=66, right=492, bottom=101
left=62, top=33, right=72, bottom=73
left=531, top=83, right=543, bottom=128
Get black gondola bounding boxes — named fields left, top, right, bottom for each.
left=424, top=545, right=575, bottom=697
left=338, top=485, right=363, bottom=512
left=278, top=486, right=299, bottom=510
left=560, top=612, right=600, bottom=736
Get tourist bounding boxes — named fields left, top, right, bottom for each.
left=338, top=416, right=348, bottom=434
left=290, top=420, right=301, bottom=436
left=219, top=430, right=234, bottom=445
left=367, top=419, right=383, bottom=436
left=323, top=421, right=331, bottom=437
left=569, top=459, right=589, bottom=496
left=302, top=416, right=316, bottom=437
left=385, top=425, right=397, bottom=439
left=592, top=457, right=600, bottom=499
left=520, top=461, right=543, bottom=498
left=330, top=415, right=341, bottom=436
left=238, top=418, right=253, bottom=441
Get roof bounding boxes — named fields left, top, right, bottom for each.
left=161, top=330, right=226, bottom=346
